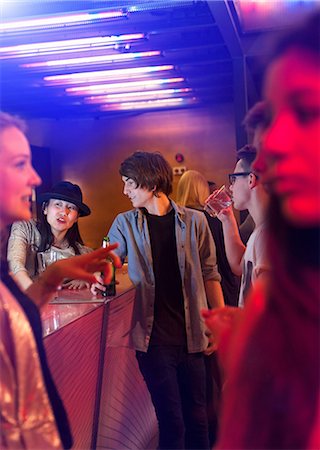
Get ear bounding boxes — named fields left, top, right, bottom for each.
left=248, top=173, right=259, bottom=189
left=42, top=202, right=48, bottom=215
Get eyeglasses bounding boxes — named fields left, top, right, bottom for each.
left=228, top=172, right=251, bottom=185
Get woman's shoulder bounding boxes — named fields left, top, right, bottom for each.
left=10, top=219, right=40, bottom=240
left=11, top=219, right=37, bottom=231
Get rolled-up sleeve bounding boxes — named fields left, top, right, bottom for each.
left=108, top=215, right=128, bottom=262
left=198, top=215, right=221, bottom=282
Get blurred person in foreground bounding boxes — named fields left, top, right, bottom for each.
left=0, top=111, right=121, bottom=449
left=8, top=180, right=92, bottom=291
left=203, top=11, right=320, bottom=449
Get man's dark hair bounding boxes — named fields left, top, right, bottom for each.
left=243, top=101, right=267, bottom=134
left=120, top=151, right=173, bottom=196
left=237, top=144, right=257, bottom=172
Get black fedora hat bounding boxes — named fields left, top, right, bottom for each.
left=38, top=181, right=91, bottom=217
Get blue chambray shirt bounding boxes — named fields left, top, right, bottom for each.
left=108, top=200, right=221, bottom=353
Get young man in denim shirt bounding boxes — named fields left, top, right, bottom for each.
left=108, top=151, right=224, bottom=450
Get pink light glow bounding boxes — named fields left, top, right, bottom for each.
left=0, top=11, right=126, bottom=32
left=85, top=88, right=191, bottom=104
left=66, top=77, right=184, bottom=95
left=44, top=65, right=174, bottom=85
left=21, top=51, right=161, bottom=68
left=0, top=34, right=144, bottom=58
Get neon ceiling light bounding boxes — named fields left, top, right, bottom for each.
left=101, top=97, right=186, bottom=111
left=0, top=34, right=145, bottom=58
left=66, top=77, right=184, bottom=95
left=85, top=88, right=191, bottom=104
left=0, top=10, right=126, bottom=32
left=44, top=65, right=174, bottom=85
left=21, top=51, right=161, bottom=68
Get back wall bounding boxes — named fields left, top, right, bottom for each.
left=26, top=104, right=237, bottom=248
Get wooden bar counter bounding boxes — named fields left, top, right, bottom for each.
left=41, top=269, right=158, bottom=450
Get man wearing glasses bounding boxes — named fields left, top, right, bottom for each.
left=218, top=145, right=270, bottom=307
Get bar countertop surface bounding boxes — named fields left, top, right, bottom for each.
left=41, top=266, right=133, bottom=337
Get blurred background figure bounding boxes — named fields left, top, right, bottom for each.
left=8, top=181, right=92, bottom=291
left=177, top=169, right=240, bottom=446
left=203, top=11, right=320, bottom=449
left=177, top=169, right=239, bottom=307
left=239, top=101, right=268, bottom=244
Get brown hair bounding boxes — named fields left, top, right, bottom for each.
left=119, top=151, right=173, bottom=196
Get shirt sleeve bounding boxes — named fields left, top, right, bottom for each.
left=108, top=214, right=128, bottom=263
left=7, top=221, right=32, bottom=276
left=198, top=214, right=221, bottom=282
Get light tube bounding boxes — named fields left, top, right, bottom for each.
left=44, top=65, right=174, bottom=85
left=21, top=51, right=161, bottom=68
left=101, top=97, right=185, bottom=111
left=0, top=34, right=145, bottom=58
left=85, top=88, right=191, bottom=104
left=0, top=10, right=126, bottom=32
left=66, top=77, right=184, bottom=95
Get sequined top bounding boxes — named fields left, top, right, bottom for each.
left=7, top=219, right=91, bottom=279
left=0, top=261, right=73, bottom=449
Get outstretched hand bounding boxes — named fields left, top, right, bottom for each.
left=26, top=244, right=121, bottom=307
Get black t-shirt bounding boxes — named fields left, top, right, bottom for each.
left=146, top=208, right=187, bottom=346
left=0, top=261, right=73, bottom=449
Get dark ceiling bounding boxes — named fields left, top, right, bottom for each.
left=0, top=1, right=318, bottom=119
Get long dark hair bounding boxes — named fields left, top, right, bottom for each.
left=36, top=201, right=84, bottom=254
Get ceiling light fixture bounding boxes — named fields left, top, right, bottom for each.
left=100, top=97, right=186, bottom=111
left=66, top=77, right=184, bottom=95
left=85, top=88, right=191, bottom=104
left=0, top=34, right=145, bottom=58
left=21, top=50, right=161, bottom=68
left=0, top=10, right=126, bottom=33
left=44, top=65, right=174, bottom=85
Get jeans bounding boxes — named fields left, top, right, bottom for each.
left=136, top=346, right=209, bottom=450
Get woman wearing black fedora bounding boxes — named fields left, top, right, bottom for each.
left=8, top=180, right=92, bottom=291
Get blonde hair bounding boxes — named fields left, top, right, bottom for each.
left=176, top=170, right=210, bottom=209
